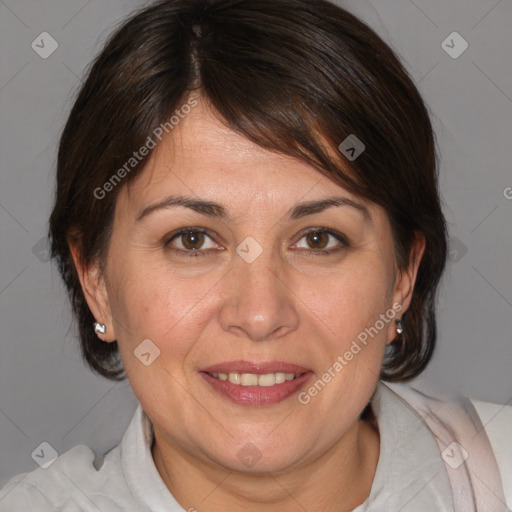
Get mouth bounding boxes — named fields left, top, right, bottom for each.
left=199, top=361, right=313, bottom=406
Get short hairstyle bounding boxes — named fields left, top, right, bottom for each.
left=49, top=0, right=447, bottom=382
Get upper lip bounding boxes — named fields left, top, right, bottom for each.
left=200, top=360, right=311, bottom=374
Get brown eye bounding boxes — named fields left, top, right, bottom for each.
left=305, top=231, right=329, bottom=249
left=181, top=231, right=205, bottom=250
left=294, top=228, right=348, bottom=254
left=166, top=228, right=218, bottom=254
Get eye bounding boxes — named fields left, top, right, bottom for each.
left=165, top=228, right=220, bottom=257
left=293, top=229, right=349, bottom=255
left=164, top=227, right=348, bottom=258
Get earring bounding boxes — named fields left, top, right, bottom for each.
left=395, top=318, right=403, bottom=335
left=94, top=322, right=106, bottom=336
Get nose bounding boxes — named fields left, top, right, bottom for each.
left=218, top=247, right=300, bottom=342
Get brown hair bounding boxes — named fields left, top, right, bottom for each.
left=49, top=0, right=447, bottom=382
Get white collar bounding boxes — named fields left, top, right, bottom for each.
left=121, top=405, right=184, bottom=511
left=352, top=382, right=454, bottom=511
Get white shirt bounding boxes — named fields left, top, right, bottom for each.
left=1, top=382, right=510, bottom=511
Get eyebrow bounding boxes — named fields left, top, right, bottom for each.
left=136, top=195, right=371, bottom=222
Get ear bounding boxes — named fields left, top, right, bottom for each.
left=68, top=240, right=117, bottom=342
left=387, top=232, right=426, bottom=343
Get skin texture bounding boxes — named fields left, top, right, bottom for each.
left=71, top=96, right=425, bottom=512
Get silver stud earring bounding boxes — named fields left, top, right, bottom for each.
left=395, top=318, right=403, bottom=335
left=94, top=322, right=106, bottom=336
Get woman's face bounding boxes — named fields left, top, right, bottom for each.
left=82, top=97, right=421, bottom=473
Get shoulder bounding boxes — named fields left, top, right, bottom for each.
left=0, top=444, right=130, bottom=511
left=384, top=382, right=512, bottom=508
left=470, top=397, right=512, bottom=508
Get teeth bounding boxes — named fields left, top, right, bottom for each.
left=275, top=373, right=286, bottom=384
left=258, top=373, right=277, bottom=387
left=228, top=373, right=240, bottom=385
left=210, top=372, right=301, bottom=386
left=241, top=373, right=259, bottom=386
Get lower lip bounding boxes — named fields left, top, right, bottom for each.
left=200, top=372, right=313, bottom=406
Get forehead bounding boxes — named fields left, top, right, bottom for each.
left=120, top=97, right=372, bottom=220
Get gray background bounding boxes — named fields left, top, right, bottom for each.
left=0, top=0, right=511, bottom=487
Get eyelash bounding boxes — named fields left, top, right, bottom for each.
left=164, top=227, right=350, bottom=258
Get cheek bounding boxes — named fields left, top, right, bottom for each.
left=302, top=256, right=394, bottom=340
left=297, top=260, right=393, bottom=413
left=107, top=262, right=217, bottom=361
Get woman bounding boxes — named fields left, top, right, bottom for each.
left=0, top=0, right=510, bottom=510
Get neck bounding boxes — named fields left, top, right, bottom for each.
left=152, top=418, right=380, bottom=512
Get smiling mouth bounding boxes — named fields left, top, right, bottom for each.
left=204, top=371, right=305, bottom=387
left=200, top=368, right=313, bottom=406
